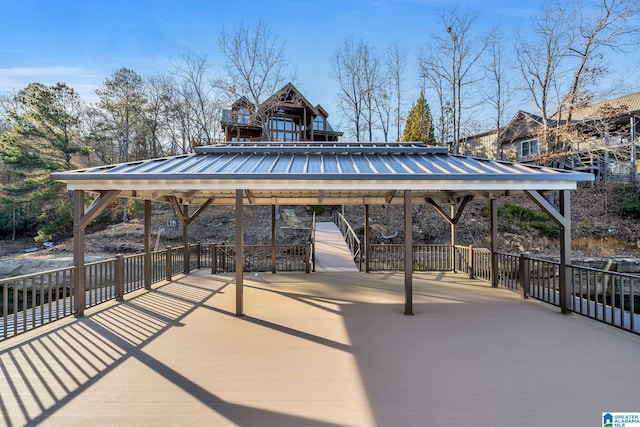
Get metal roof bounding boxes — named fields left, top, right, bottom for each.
left=51, top=142, right=594, bottom=205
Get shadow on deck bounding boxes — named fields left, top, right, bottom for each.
left=1, top=270, right=639, bottom=426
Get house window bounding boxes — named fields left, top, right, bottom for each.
left=313, top=116, right=324, bottom=131
left=237, top=108, right=250, bottom=124
left=269, top=114, right=301, bottom=141
left=520, top=139, right=539, bottom=158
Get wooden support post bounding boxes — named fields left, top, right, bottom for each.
left=404, top=191, right=413, bottom=315
left=450, top=203, right=457, bottom=273
left=165, top=246, right=172, bottom=281
left=182, top=204, right=189, bottom=274
left=236, top=190, right=244, bottom=316
left=73, top=190, right=85, bottom=317
left=468, top=245, right=474, bottom=279
left=519, top=253, right=530, bottom=299
left=196, top=242, right=201, bottom=269
left=115, top=254, right=124, bottom=301
left=271, top=205, right=276, bottom=274
left=211, top=244, right=217, bottom=274
left=559, top=190, right=571, bottom=314
left=364, top=204, right=370, bottom=273
left=490, top=199, right=499, bottom=288
left=144, top=200, right=152, bottom=290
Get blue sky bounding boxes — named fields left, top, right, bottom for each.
left=1, top=0, right=638, bottom=132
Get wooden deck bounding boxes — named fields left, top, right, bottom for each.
left=1, top=269, right=640, bottom=426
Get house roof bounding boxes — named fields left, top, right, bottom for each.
left=261, top=82, right=321, bottom=117
left=569, top=91, right=640, bottom=121
left=51, top=141, right=593, bottom=206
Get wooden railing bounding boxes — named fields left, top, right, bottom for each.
left=210, top=244, right=311, bottom=273
left=367, top=244, right=452, bottom=271
left=0, top=243, right=202, bottom=340
left=3, top=235, right=640, bottom=340
left=332, top=211, right=362, bottom=270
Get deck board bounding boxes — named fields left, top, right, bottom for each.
left=1, top=269, right=640, bottom=426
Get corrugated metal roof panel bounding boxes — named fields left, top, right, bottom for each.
left=54, top=150, right=593, bottom=181
left=51, top=142, right=594, bottom=205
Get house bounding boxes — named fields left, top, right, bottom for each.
left=458, top=128, right=498, bottom=159
left=221, top=83, right=343, bottom=142
left=463, top=92, right=640, bottom=180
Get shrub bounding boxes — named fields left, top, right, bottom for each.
left=614, top=183, right=640, bottom=218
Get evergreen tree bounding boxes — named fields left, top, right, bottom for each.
left=0, top=83, right=84, bottom=241
left=402, top=90, right=435, bottom=144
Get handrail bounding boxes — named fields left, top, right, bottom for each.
left=332, top=211, right=362, bottom=270
left=306, top=212, right=316, bottom=272
left=3, top=240, right=640, bottom=340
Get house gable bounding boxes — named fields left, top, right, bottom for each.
left=221, top=83, right=342, bottom=142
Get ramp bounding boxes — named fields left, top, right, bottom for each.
left=313, top=222, right=359, bottom=272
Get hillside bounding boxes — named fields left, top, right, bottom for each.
left=0, top=183, right=638, bottom=263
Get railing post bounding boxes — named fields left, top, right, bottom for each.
left=519, top=252, right=530, bottom=299
left=211, top=244, right=217, bottom=274
left=452, top=245, right=457, bottom=273
left=196, top=242, right=201, bottom=269
left=468, top=245, right=474, bottom=279
left=305, top=242, right=311, bottom=273
left=184, top=244, right=190, bottom=275
left=115, top=254, right=124, bottom=301
left=166, top=246, right=172, bottom=281
left=221, top=243, right=226, bottom=272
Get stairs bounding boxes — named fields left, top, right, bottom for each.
left=280, top=208, right=308, bottom=229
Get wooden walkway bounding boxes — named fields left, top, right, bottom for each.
left=313, top=222, right=359, bottom=272
left=1, top=269, right=640, bottom=426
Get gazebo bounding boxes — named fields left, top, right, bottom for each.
left=51, top=142, right=594, bottom=317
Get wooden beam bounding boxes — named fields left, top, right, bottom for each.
left=244, top=190, right=255, bottom=205
left=170, top=196, right=212, bottom=226
left=385, top=190, right=396, bottom=204
left=452, top=195, right=473, bottom=224
left=236, top=190, right=244, bottom=316
left=183, top=204, right=189, bottom=274
left=404, top=190, right=413, bottom=315
left=490, top=199, right=498, bottom=288
left=184, top=198, right=213, bottom=225
left=559, top=190, right=571, bottom=314
left=425, top=197, right=453, bottom=224
left=364, top=204, right=370, bottom=273
left=425, top=195, right=472, bottom=226
left=169, top=196, right=187, bottom=227
left=271, top=204, right=276, bottom=274
left=144, top=200, right=152, bottom=290
left=73, top=190, right=85, bottom=317
left=79, top=190, right=120, bottom=230
left=525, top=191, right=565, bottom=226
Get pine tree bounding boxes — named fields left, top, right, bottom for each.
left=402, top=90, right=435, bottom=144
left=0, top=83, right=84, bottom=241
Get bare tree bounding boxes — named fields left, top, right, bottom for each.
left=169, top=52, right=221, bottom=147
left=217, top=19, right=290, bottom=140
left=419, top=67, right=452, bottom=146
left=418, top=6, right=487, bottom=154
left=385, top=42, right=407, bottom=141
left=362, top=44, right=382, bottom=141
left=331, top=37, right=367, bottom=141
left=482, top=28, right=512, bottom=159
left=375, top=80, right=393, bottom=142
left=563, top=0, right=640, bottom=121
left=144, top=74, right=174, bottom=157
left=515, top=3, right=572, bottom=154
